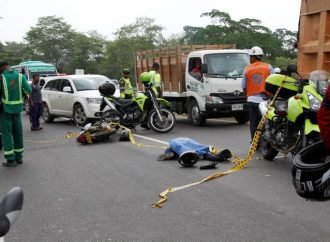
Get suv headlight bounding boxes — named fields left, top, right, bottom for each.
left=86, top=98, right=102, bottom=104
left=307, top=92, right=321, bottom=111
left=206, top=96, right=224, bottom=104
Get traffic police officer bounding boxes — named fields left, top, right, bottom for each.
left=119, top=69, right=133, bottom=99
left=149, top=62, right=162, bottom=97
left=0, top=61, right=32, bottom=167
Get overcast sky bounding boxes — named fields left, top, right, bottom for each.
left=0, top=0, right=301, bottom=43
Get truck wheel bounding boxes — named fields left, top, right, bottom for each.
left=235, top=113, right=249, bottom=124
left=188, top=100, right=206, bottom=126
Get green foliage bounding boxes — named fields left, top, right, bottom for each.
left=25, top=16, right=74, bottom=69
left=1, top=11, right=298, bottom=78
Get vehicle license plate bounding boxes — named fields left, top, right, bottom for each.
left=231, top=104, right=243, bottom=111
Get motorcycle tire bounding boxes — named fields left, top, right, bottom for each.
left=148, top=108, right=176, bottom=133
left=259, top=134, right=279, bottom=161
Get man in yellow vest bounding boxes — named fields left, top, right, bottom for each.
left=149, top=62, right=162, bottom=97
left=119, top=69, right=133, bottom=99
left=0, top=61, right=32, bottom=167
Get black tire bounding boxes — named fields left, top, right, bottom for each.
left=259, top=134, right=279, bottom=161
left=42, top=103, right=54, bottom=123
left=73, top=104, right=89, bottom=126
left=102, top=110, right=123, bottom=124
left=235, top=113, right=249, bottom=124
left=148, top=108, right=176, bottom=133
left=23, top=96, right=30, bottom=115
left=188, top=99, right=206, bottom=126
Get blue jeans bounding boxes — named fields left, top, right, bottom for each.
left=248, top=102, right=262, bottom=140
left=29, top=102, right=42, bottom=129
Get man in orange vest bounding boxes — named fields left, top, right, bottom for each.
left=242, top=46, right=274, bottom=140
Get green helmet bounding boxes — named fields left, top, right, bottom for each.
left=139, top=72, right=151, bottom=83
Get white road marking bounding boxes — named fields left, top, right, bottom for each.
left=175, top=115, right=239, bottom=124
left=133, top=134, right=169, bottom=145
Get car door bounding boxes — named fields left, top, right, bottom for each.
left=42, top=79, right=61, bottom=114
left=57, top=78, right=75, bottom=116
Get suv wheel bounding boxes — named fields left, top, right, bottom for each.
left=73, top=104, right=89, bottom=126
left=43, top=103, right=54, bottom=123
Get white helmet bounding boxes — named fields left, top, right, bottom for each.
left=274, top=67, right=281, bottom=74
left=249, top=46, right=264, bottom=56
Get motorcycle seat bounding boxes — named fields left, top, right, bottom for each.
left=113, top=98, right=132, bottom=107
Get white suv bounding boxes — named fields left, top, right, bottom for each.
left=41, top=75, right=119, bottom=126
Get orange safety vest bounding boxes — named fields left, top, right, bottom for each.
left=245, top=61, right=271, bottom=97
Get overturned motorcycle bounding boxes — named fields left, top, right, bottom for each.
left=97, top=75, right=176, bottom=133
left=259, top=65, right=329, bottom=160
left=76, top=119, right=129, bottom=144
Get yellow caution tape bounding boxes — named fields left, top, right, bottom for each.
left=24, top=132, right=81, bottom=143
left=152, top=82, right=285, bottom=208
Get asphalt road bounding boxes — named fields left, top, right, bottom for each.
left=1, top=114, right=330, bottom=241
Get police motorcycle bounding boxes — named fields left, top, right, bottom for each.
left=0, top=187, right=24, bottom=240
left=97, top=72, right=176, bottom=133
left=258, top=65, right=329, bottom=160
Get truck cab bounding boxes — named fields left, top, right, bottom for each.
left=135, top=45, right=250, bottom=126
left=184, top=49, right=250, bottom=125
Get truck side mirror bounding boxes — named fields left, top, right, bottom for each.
left=201, top=64, right=208, bottom=74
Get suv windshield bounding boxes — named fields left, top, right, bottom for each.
left=204, top=53, right=250, bottom=78
left=72, top=76, right=111, bottom=91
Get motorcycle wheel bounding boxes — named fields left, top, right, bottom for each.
left=148, top=108, right=176, bottom=133
left=102, top=110, right=123, bottom=124
left=259, top=134, right=279, bottom=161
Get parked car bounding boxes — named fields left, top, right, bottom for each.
left=41, top=74, right=119, bottom=126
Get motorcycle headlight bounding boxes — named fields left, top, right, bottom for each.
left=307, top=92, right=321, bottom=111
left=206, top=96, right=224, bottom=104
left=86, top=98, right=102, bottom=104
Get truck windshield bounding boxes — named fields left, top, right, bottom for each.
left=204, top=53, right=250, bottom=78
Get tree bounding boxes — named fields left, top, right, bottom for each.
left=25, top=16, right=74, bottom=69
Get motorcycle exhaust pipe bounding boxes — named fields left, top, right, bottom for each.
left=259, top=101, right=269, bottom=116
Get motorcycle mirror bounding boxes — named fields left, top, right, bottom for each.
left=0, top=187, right=24, bottom=238
left=287, top=64, right=297, bottom=74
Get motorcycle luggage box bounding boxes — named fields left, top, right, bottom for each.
left=265, top=74, right=299, bottom=99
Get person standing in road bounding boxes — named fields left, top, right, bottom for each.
left=242, top=46, right=274, bottom=140
left=149, top=62, right=162, bottom=97
left=0, top=61, right=32, bottom=167
left=119, top=69, right=133, bottom=99
left=318, top=84, right=330, bottom=153
left=29, top=74, right=43, bottom=131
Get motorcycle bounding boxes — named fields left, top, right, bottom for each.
left=98, top=82, right=176, bottom=133
left=76, top=119, right=122, bottom=144
left=0, top=187, right=24, bottom=240
left=258, top=65, right=329, bottom=160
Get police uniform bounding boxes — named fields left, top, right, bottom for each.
left=119, top=76, right=133, bottom=99
left=148, top=70, right=162, bottom=97
left=0, top=70, right=31, bottom=166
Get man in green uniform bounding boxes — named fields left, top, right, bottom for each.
left=148, top=62, right=162, bottom=97
left=0, top=61, right=32, bottom=167
left=119, top=69, right=133, bottom=99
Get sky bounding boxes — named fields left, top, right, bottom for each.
left=0, top=0, right=301, bottom=43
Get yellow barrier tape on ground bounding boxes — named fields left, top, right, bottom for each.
left=152, top=82, right=285, bottom=208
left=127, top=129, right=168, bottom=149
left=24, top=132, right=81, bottom=143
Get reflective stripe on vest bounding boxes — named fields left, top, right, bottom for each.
left=2, top=73, right=23, bottom=105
